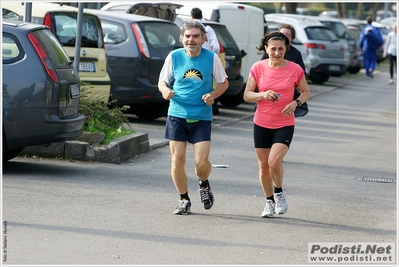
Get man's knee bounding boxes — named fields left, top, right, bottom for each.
left=195, top=159, right=211, bottom=173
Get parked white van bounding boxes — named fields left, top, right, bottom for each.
left=176, top=2, right=265, bottom=88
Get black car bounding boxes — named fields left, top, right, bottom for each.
left=86, top=9, right=183, bottom=120
left=2, top=19, right=85, bottom=161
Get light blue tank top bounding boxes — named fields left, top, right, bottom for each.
left=168, top=48, right=214, bottom=121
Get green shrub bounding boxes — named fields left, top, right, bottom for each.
left=78, top=83, right=135, bottom=145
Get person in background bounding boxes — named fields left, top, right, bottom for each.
left=191, top=7, right=220, bottom=54
left=383, top=23, right=397, bottom=84
left=243, top=32, right=311, bottom=218
left=359, top=16, right=384, bottom=78
left=158, top=20, right=228, bottom=215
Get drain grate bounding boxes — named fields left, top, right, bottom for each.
left=358, top=176, right=396, bottom=183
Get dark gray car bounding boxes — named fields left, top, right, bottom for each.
left=2, top=19, right=85, bottom=161
left=86, top=9, right=183, bottom=120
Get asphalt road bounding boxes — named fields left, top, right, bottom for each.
left=2, top=62, right=397, bottom=265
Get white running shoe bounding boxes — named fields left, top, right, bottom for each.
left=274, top=192, right=288, bottom=215
left=261, top=200, right=275, bottom=218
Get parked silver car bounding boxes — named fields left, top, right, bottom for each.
left=3, top=19, right=85, bottom=161
left=265, top=14, right=348, bottom=84
left=309, top=16, right=361, bottom=74
left=271, top=14, right=353, bottom=73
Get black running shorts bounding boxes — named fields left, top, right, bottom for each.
left=254, top=124, right=295, bottom=148
left=165, top=115, right=211, bottom=144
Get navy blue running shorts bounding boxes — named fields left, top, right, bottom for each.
left=165, top=116, right=211, bottom=144
left=254, top=124, right=295, bottom=148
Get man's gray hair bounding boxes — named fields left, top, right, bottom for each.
left=179, top=19, right=207, bottom=42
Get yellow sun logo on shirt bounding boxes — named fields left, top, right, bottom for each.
left=183, top=69, right=202, bottom=82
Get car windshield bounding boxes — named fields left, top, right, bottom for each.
left=139, top=21, right=182, bottom=55
left=52, top=12, right=102, bottom=48
left=34, top=29, right=71, bottom=67
left=319, top=21, right=347, bottom=39
left=2, top=8, right=21, bottom=20
left=305, top=26, right=338, bottom=41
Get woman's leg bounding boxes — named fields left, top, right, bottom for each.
left=256, top=148, right=273, bottom=198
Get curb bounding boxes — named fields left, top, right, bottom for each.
left=20, top=132, right=150, bottom=164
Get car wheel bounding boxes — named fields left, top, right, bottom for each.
left=3, top=147, right=25, bottom=162
left=309, top=74, right=330, bottom=84
left=218, top=91, right=244, bottom=107
left=131, top=103, right=169, bottom=120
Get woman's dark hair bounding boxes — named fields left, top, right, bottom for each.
left=257, top=31, right=290, bottom=52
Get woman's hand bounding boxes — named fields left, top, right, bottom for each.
left=263, top=90, right=280, bottom=102
left=282, top=101, right=297, bottom=117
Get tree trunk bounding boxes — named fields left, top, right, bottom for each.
left=285, top=3, right=298, bottom=14
left=341, top=3, right=349, bottom=18
left=356, top=3, right=363, bottom=20
left=335, top=3, right=343, bottom=18
left=371, top=3, right=380, bottom=19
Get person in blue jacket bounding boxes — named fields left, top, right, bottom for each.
left=359, top=16, right=384, bottom=78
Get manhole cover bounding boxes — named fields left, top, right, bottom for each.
left=358, top=176, right=396, bottom=183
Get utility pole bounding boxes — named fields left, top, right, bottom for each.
left=23, top=2, right=32, bottom=22
left=73, top=3, right=84, bottom=75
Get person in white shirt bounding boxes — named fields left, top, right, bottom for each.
left=383, top=23, right=397, bottom=84
left=190, top=8, right=220, bottom=55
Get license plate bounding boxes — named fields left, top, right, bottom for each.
left=79, top=62, right=96, bottom=72
left=70, top=84, right=80, bottom=98
left=329, top=65, right=341, bottom=71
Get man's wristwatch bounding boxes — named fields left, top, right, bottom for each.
left=295, top=99, right=302, bottom=107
